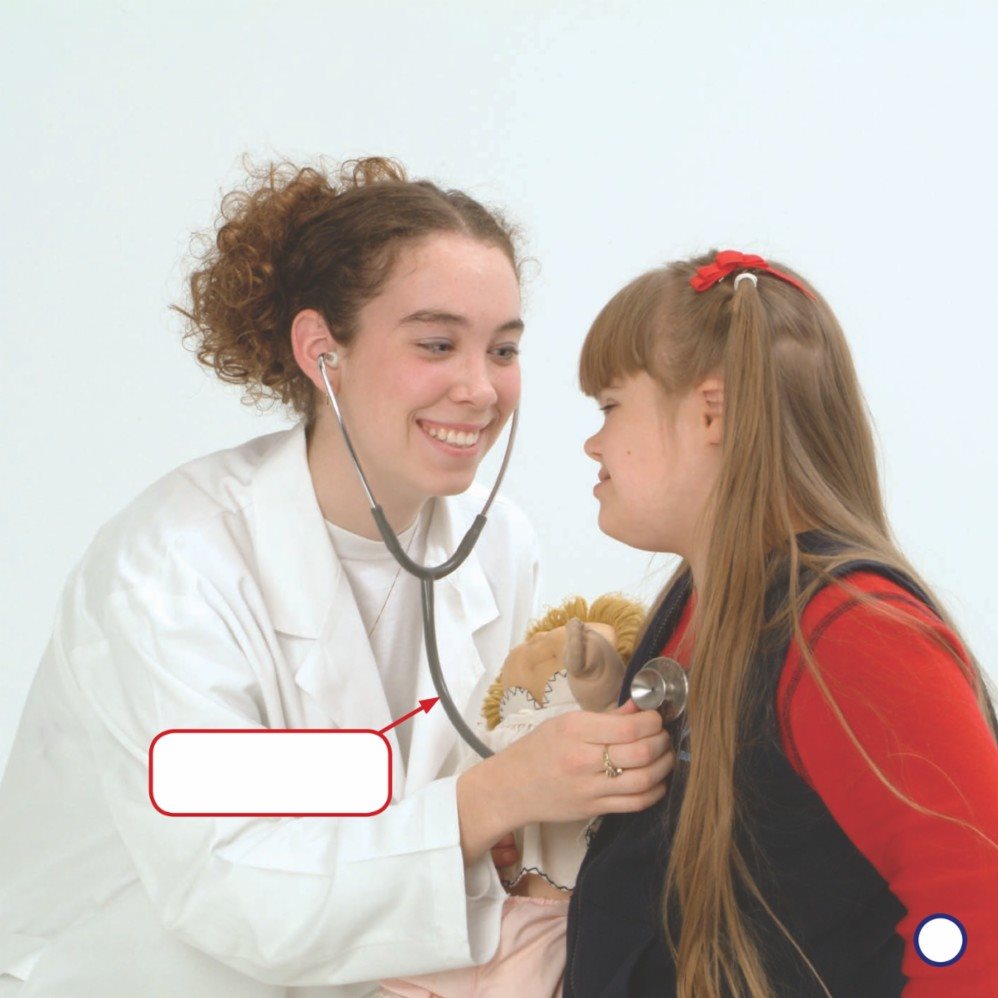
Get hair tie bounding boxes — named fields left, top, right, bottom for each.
left=690, top=250, right=817, bottom=301
left=733, top=273, right=758, bottom=290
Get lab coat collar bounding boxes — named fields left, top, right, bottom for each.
left=250, top=424, right=499, bottom=795
left=249, top=423, right=337, bottom=640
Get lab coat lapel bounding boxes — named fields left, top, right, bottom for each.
left=292, top=568, right=396, bottom=730
left=295, top=573, right=404, bottom=794
left=248, top=424, right=403, bottom=787
left=403, top=497, right=500, bottom=794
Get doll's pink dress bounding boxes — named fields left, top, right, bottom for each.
left=377, top=894, right=570, bottom=998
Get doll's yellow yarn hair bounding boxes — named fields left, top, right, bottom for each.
left=482, top=593, right=646, bottom=730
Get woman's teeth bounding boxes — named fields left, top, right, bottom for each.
left=423, top=424, right=481, bottom=448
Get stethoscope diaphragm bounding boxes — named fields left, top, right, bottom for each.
left=629, top=656, right=688, bottom=722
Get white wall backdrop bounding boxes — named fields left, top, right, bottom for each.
left=2, top=1, right=996, bottom=773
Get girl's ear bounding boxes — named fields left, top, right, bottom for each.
left=699, top=377, right=725, bottom=445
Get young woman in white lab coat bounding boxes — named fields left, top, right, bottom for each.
left=0, top=158, right=673, bottom=997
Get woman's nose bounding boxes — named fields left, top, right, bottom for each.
left=451, top=356, right=499, bottom=409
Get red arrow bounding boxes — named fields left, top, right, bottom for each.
left=379, top=698, right=440, bottom=735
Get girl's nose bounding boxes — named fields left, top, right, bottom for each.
left=584, top=432, right=602, bottom=461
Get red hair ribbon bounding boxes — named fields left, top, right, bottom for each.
left=689, top=250, right=817, bottom=301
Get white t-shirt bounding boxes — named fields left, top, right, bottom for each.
left=325, top=505, right=432, bottom=765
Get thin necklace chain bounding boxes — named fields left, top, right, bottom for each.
left=366, top=510, right=424, bottom=639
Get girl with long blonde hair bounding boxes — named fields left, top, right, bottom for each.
left=564, top=250, right=998, bottom=996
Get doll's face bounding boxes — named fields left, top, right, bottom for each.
left=502, top=622, right=616, bottom=704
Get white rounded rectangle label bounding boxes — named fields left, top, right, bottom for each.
left=149, top=729, right=392, bottom=817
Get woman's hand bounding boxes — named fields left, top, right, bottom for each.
left=497, top=699, right=673, bottom=824
left=457, top=700, right=673, bottom=865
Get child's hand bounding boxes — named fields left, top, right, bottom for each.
left=490, top=832, right=519, bottom=871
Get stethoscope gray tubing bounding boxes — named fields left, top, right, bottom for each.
left=317, top=351, right=519, bottom=758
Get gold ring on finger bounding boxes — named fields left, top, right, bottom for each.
left=603, top=744, right=624, bottom=778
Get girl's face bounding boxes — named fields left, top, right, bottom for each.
left=584, top=371, right=723, bottom=556
left=334, top=233, right=522, bottom=507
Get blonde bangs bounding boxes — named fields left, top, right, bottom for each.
left=579, top=270, right=669, bottom=396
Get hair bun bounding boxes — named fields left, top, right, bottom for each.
left=339, top=156, right=408, bottom=189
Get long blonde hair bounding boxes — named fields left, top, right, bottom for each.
left=579, top=252, right=997, bottom=997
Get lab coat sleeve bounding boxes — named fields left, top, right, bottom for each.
left=55, top=576, right=506, bottom=987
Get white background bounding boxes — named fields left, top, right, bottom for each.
left=2, top=1, right=996, bottom=774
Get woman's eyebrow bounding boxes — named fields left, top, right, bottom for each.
left=400, top=309, right=524, bottom=334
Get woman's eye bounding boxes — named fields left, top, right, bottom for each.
left=491, top=345, right=520, bottom=362
left=419, top=340, right=453, bottom=355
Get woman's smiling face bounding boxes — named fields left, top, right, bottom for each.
left=584, top=371, right=723, bottom=556
left=333, top=232, right=523, bottom=508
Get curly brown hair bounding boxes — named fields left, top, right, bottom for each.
left=173, top=157, right=521, bottom=421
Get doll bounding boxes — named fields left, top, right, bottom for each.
left=477, top=594, right=647, bottom=898
left=378, top=594, right=646, bottom=998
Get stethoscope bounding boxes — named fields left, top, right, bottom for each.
left=317, top=352, right=688, bottom=758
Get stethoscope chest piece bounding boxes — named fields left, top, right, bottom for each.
left=629, top=656, right=688, bottom=722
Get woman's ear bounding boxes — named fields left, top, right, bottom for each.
left=699, top=377, right=724, bottom=445
left=291, top=309, right=344, bottom=394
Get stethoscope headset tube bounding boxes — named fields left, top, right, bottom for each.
left=318, top=352, right=518, bottom=758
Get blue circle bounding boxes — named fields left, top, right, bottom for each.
left=914, top=913, right=967, bottom=967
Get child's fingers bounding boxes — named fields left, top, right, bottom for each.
left=490, top=832, right=519, bottom=869
left=492, top=849, right=519, bottom=869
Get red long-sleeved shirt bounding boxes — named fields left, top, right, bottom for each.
left=659, top=571, right=998, bottom=995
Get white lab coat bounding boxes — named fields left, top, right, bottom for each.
left=0, top=424, right=540, bottom=997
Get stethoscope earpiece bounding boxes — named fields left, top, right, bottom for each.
left=629, top=656, right=688, bottom=722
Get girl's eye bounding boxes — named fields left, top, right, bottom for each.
left=598, top=402, right=617, bottom=413
left=419, top=340, right=453, bottom=355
